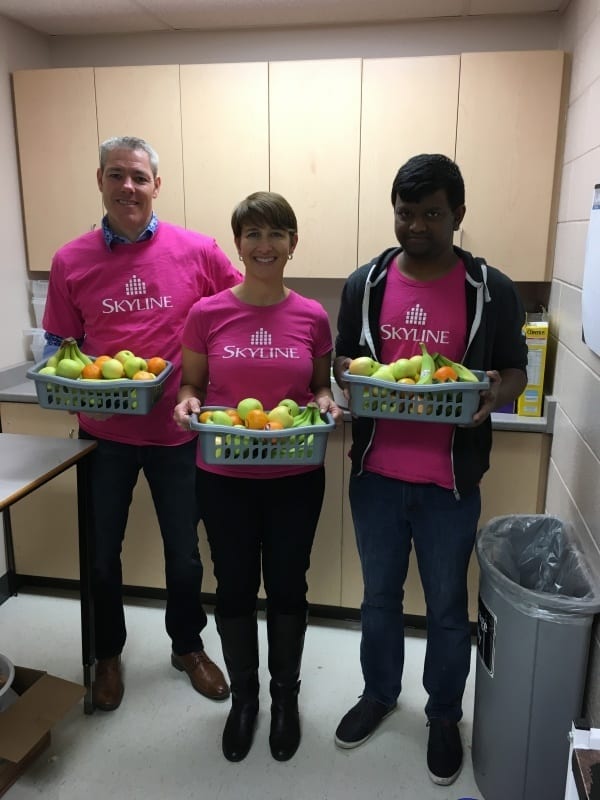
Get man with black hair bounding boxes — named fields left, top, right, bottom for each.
left=333, top=153, right=527, bottom=786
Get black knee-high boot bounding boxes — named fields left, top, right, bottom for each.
left=267, top=611, right=307, bottom=761
left=216, top=613, right=260, bottom=762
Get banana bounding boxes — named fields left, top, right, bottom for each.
left=416, top=342, right=435, bottom=385
left=46, top=340, right=68, bottom=368
left=436, top=354, right=480, bottom=383
left=70, top=339, right=93, bottom=366
left=291, top=405, right=315, bottom=428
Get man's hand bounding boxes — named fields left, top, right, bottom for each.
left=467, top=370, right=502, bottom=427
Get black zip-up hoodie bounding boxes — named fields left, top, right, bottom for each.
left=335, top=246, right=528, bottom=496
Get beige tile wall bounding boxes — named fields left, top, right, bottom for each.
left=550, top=0, right=600, bottom=726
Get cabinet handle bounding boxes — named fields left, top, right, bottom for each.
left=68, top=428, right=75, bottom=439
left=90, top=223, right=97, bottom=231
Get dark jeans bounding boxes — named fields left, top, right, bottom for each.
left=350, top=471, right=481, bottom=721
left=196, top=467, right=325, bottom=618
left=79, top=431, right=207, bottom=658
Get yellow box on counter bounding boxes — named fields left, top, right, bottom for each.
left=517, top=317, right=548, bottom=417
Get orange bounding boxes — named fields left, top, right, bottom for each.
left=94, top=355, right=112, bottom=367
left=245, top=409, right=269, bottom=430
left=225, top=409, right=243, bottom=426
left=433, top=365, right=458, bottom=383
left=146, top=356, right=167, bottom=376
left=199, top=410, right=214, bottom=424
left=132, top=370, right=155, bottom=381
left=265, top=421, right=284, bottom=431
left=81, top=363, right=103, bottom=380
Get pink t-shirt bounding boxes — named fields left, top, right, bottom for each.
left=183, top=288, right=333, bottom=478
left=365, top=259, right=467, bottom=489
left=43, top=223, right=242, bottom=446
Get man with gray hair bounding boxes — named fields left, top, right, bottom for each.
left=43, top=135, right=242, bottom=712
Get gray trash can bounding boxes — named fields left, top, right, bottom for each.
left=472, top=514, right=600, bottom=800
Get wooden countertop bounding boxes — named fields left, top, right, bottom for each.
left=0, top=433, right=96, bottom=510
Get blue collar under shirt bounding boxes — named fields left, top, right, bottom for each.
left=101, top=212, right=159, bottom=249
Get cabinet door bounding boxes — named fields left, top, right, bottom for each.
left=12, top=69, right=102, bottom=271
left=269, top=59, right=361, bottom=279
left=358, top=56, right=460, bottom=266
left=306, top=424, right=344, bottom=607
left=456, top=51, right=566, bottom=281
left=180, top=63, right=269, bottom=266
left=0, top=403, right=79, bottom=579
left=94, top=66, right=185, bottom=228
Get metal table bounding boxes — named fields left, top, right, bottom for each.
left=0, top=433, right=97, bottom=713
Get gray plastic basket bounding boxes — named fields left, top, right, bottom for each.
left=26, top=360, right=173, bottom=415
left=343, top=369, right=488, bottom=424
left=191, top=406, right=334, bottom=465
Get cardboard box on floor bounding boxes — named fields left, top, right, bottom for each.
left=0, top=666, right=85, bottom=797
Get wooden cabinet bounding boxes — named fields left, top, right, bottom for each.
left=455, top=50, right=567, bottom=281
left=13, top=52, right=566, bottom=280
left=340, top=427, right=551, bottom=622
left=12, top=68, right=102, bottom=271
left=180, top=62, right=269, bottom=267
left=95, top=65, right=185, bottom=228
left=269, top=59, right=362, bottom=279
left=0, top=402, right=203, bottom=590
left=358, top=56, right=460, bottom=266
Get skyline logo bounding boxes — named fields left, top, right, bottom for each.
left=101, top=276, right=174, bottom=314
left=380, top=303, right=450, bottom=345
left=222, top=327, right=301, bottom=359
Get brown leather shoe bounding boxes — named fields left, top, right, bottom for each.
left=92, top=656, right=124, bottom=711
left=171, top=650, right=230, bottom=701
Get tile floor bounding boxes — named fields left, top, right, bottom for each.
left=0, top=590, right=482, bottom=799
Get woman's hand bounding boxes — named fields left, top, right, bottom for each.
left=313, top=392, right=344, bottom=425
left=173, top=396, right=202, bottom=430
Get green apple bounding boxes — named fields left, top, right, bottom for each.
left=114, top=349, right=135, bottom=365
left=236, top=397, right=263, bottom=421
left=371, top=365, right=396, bottom=384
left=348, top=356, right=380, bottom=376
left=56, top=358, right=83, bottom=379
left=392, top=358, right=418, bottom=380
left=123, top=355, right=148, bottom=379
left=211, top=410, right=234, bottom=426
left=267, top=406, right=295, bottom=428
left=408, top=354, right=423, bottom=373
left=101, top=358, right=125, bottom=379
left=39, top=366, right=57, bottom=376
left=277, top=398, right=300, bottom=417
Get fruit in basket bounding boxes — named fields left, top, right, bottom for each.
left=267, top=406, right=295, bottom=428
left=391, top=358, right=418, bottom=380
left=225, top=409, right=243, bottom=426
left=199, top=410, right=214, bottom=423
left=39, top=365, right=57, bottom=376
left=114, top=349, right=135, bottom=365
left=211, top=410, right=234, bottom=426
left=277, top=398, right=300, bottom=418
left=348, top=356, right=380, bottom=376
left=101, top=358, right=125, bottom=379
left=237, top=397, right=263, bottom=421
left=146, top=357, right=167, bottom=376
left=56, top=358, right=84, bottom=379
left=435, top=354, right=479, bottom=382
left=371, top=365, right=396, bottom=383
left=124, top=356, right=148, bottom=378
left=432, top=365, right=459, bottom=383
left=132, top=370, right=155, bottom=381
left=245, top=409, right=269, bottom=430
left=81, top=363, right=103, bottom=380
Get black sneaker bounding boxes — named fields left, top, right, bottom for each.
left=426, top=718, right=463, bottom=785
left=334, top=696, right=397, bottom=749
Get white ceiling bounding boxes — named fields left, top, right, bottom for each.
left=0, top=0, right=569, bottom=37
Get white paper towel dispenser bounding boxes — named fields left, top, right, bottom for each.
left=582, top=184, right=600, bottom=356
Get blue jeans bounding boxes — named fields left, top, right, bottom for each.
left=349, top=471, right=480, bottom=721
left=79, top=432, right=207, bottom=658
